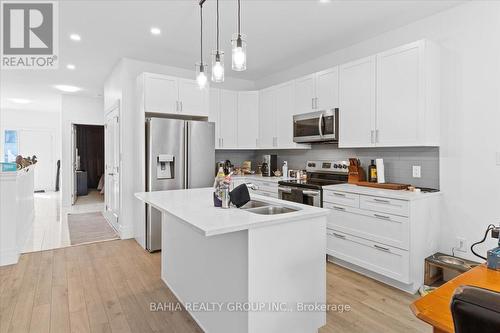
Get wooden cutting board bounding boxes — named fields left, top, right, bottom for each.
left=355, top=181, right=410, bottom=190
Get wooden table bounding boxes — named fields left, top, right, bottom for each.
left=410, top=264, right=500, bottom=333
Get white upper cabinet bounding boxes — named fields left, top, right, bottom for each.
left=294, top=74, right=316, bottom=114
left=339, top=56, right=377, bottom=148
left=178, top=78, right=208, bottom=117
left=376, top=40, right=439, bottom=146
left=219, top=90, right=238, bottom=149
left=316, top=67, right=339, bottom=110
left=140, top=73, right=208, bottom=117
left=339, top=39, right=440, bottom=148
left=143, top=74, right=178, bottom=114
left=259, top=88, right=276, bottom=148
left=275, top=82, right=297, bottom=148
left=209, top=88, right=221, bottom=148
left=237, top=91, right=259, bottom=149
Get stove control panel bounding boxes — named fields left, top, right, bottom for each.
left=306, top=160, right=349, bottom=173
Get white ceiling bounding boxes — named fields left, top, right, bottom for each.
left=0, top=0, right=463, bottom=113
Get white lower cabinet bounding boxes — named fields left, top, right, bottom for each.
left=323, top=186, right=440, bottom=293
left=231, top=178, right=279, bottom=198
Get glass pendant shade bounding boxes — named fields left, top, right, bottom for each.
left=231, top=33, right=247, bottom=71
left=196, top=62, right=207, bottom=89
left=211, top=50, right=224, bottom=83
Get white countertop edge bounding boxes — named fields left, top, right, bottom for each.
left=134, top=191, right=329, bottom=237
left=323, top=183, right=441, bottom=201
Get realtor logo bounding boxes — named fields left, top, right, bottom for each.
left=1, top=1, right=58, bottom=69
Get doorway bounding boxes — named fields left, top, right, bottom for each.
left=73, top=124, right=105, bottom=205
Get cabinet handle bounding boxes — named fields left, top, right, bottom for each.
left=370, top=130, right=374, bottom=144
left=333, top=206, right=346, bottom=211
left=180, top=101, right=183, bottom=112
left=375, top=129, right=379, bottom=143
left=373, top=244, right=391, bottom=252
left=176, top=101, right=179, bottom=111
left=332, top=232, right=346, bottom=239
left=333, top=192, right=346, bottom=197
left=221, top=138, right=224, bottom=148
left=374, top=214, right=390, bottom=220
left=373, top=198, right=390, bottom=204
left=311, top=98, right=315, bottom=109
left=256, top=138, right=258, bottom=147
left=315, top=97, right=319, bottom=109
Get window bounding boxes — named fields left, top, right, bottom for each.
left=4, top=130, right=18, bottom=162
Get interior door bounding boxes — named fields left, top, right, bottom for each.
left=316, top=67, right=339, bottom=110
left=18, top=129, right=54, bottom=192
left=339, top=56, right=376, bottom=148
left=104, top=105, right=120, bottom=230
left=219, top=89, right=238, bottom=149
left=144, top=74, right=179, bottom=114
left=237, top=91, right=259, bottom=148
left=71, top=125, right=77, bottom=203
left=294, top=74, right=316, bottom=114
left=178, top=78, right=208, bottom=117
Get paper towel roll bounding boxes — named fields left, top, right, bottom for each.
left=376, top=159, right=385, bottom=183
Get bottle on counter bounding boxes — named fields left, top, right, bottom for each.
left=368, top=159, right=377, bottom=183
left=282, top=161, right=288, bottom=179
left=213, top=167, right=226, bottom=207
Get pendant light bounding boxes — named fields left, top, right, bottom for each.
left=196, top=2, right=207, bottom=89
left=211, top=0, right=224, bottom=82
left=231, top=0, right=246, bottom=71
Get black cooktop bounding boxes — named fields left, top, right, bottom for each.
left=278, top=178, right=347, bottom=190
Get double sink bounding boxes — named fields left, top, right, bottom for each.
left=240, top=200, right=300, bottom=215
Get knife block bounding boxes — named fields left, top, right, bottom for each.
left=348, top=165, right=366, bottom=184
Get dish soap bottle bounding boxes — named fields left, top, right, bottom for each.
left=368, top=160, right=377, bottom=183
left=282, top=161, right=288, bottom=179
left=213, top=167, right=225, bottom=207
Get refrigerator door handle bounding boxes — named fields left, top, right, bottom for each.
left=184, top=122, right=189, bottom=189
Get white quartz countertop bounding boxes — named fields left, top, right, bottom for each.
left=323, top=183, right=441, bottom=201
left=135, top=187, right=328, bottom=236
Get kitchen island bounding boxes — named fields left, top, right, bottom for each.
left=135, top=187, right=329, bottom=333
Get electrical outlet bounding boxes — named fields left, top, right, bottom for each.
left=456, top=237, right=467, bottom=253
left=412, top=165, right=421, bottom=178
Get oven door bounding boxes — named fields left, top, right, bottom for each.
left=293, top=109, right=338, bottom=143
left=278, top=186, right=321, bottom=207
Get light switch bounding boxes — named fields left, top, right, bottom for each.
left=412, top=165, right=421, bottom=178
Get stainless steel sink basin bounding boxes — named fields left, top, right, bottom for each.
left=245, top=205, right=299, bottom=215
left=240, top=200, right=270, bottom=209
left=436, top=255, right=469, bottom=267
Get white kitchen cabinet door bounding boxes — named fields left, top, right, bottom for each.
left=219, top=89, right=238, bottom=149
left=316, top=67, right=339, bottom=111
left=294, top=74, right=316, bottom=115
left=178, top=78, right=208, bottom=117
left=209, top=88, right=221, bottom=148
left=259, top=88, right=276, bottom=148
left=375, top=41, right=422, bottom=147
left=143, top=75, right=179, bottom=114
left=275, top=82, right=296, bottom=148
left=237, top=91, right=259, bottom=148
left=339, top=56, right=376, bottom=148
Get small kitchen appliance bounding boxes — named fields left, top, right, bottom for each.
left=293, top=109, right=339, bottom=143
left=278, top=160, right=349, bottom=207
left=262, top=154, right=277, bottom=177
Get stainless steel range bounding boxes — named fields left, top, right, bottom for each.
left=278, top=160, right=349, bottom=207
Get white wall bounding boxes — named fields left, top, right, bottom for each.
left=256, top=1, right=500, bottom=260
left=0, top=108, right=61, bottom=190
left=61, top=95, right=104, bottom=206
left=104, top=58, right=255, bottom=240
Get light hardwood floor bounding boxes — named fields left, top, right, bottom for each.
left=0, top=239, right=431, bottom=333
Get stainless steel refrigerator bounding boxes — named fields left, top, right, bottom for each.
left=145, top=117, right=215, bottom=252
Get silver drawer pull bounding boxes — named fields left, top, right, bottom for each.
left=333, top=192, right=346, bottom=197
left=374, top=214, right=390, bottom=220
left=333, top=206, right=346, bottom=211
left=373, top=244, right=391, bottom=252
left=332, top=233, right=346, bottom=239
left=373, top=198, right=390, bottom=204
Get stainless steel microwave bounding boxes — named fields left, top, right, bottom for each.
left=293, top=108, right=338, bottom=143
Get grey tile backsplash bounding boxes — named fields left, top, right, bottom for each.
left=216, top=144, right=440, bottom=189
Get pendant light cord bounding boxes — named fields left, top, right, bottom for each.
left=216, top=0, right=219, bottom=53
left=238, top=0, right=241, bottom=36
left=200, top=3, right=203, bottom=63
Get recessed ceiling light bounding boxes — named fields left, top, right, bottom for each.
left=66, top=64, right=76, bottom=70
left=69, top=34, right=81, bottom=41
left=54, top=85, right=82, bottom=93
left=319, top=0, right=331, bottom=3
left=9, top=98, right=31, bottom=104
left=150, top=27, right=161, bottom=35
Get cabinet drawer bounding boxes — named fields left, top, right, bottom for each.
left=359, top=195, right=409, bottom=217
left=323, top=190, right=359, bottom=208
left=324, top=203, right=409, bottom=250
left=327, top=229, right=409, bottom=283
left=253, top=181, right=278, bottom=193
